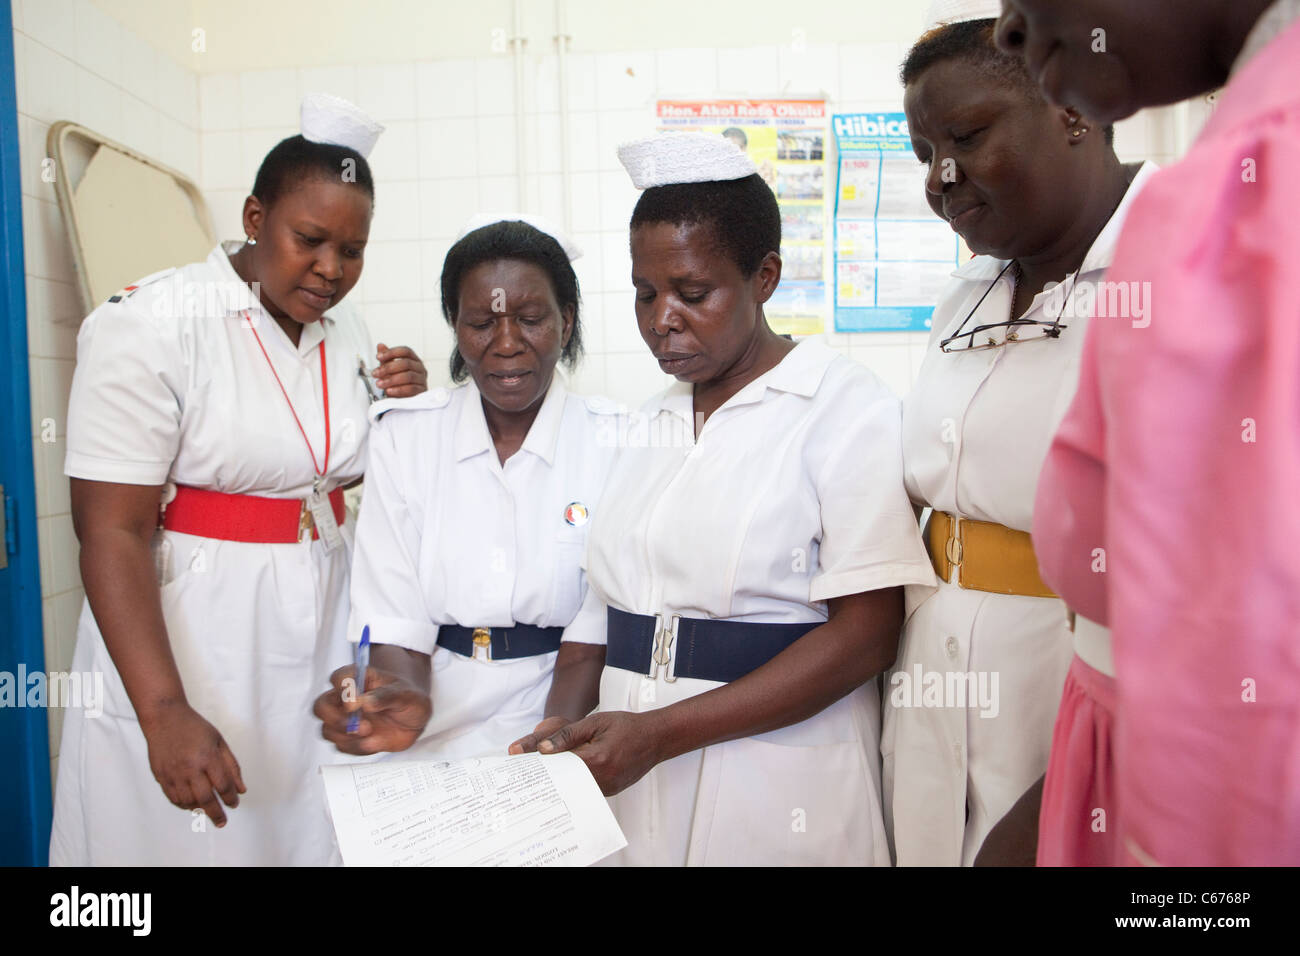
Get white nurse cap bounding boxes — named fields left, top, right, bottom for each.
left=924, top=0, right=1004, bottom=30
left=457, top=212, right=584, bottom=262
left=617, top=132, right=757, bottom=190
left=300, top=93, right=384, bottom=158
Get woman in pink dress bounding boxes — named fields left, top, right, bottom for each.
left=995, top=0, right=1300, bottom=866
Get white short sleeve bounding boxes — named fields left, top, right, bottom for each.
left=811, top=393, right=936, bottom=602
left=561, top=581, right=608, bottom=646
left=64, top=302, right=184, bottom=486
left=346, top=415, right=439, bottom=653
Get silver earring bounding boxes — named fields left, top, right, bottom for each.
left=246, top=235, right=257, bottom=245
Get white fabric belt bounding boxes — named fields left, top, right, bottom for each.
left=1073, top=615, right=1113, bottom=677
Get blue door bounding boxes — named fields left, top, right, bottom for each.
left=0, top=0, right=54, bottom=867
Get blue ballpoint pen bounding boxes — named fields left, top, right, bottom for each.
left=347, top=625, right=370, bottom=734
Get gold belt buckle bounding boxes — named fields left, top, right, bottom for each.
left=944, top=518, right=963, bottom=582
left=299, top=500, right=315, bottom=542
left=471, top=627, right=492, bottom=662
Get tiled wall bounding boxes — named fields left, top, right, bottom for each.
left=12, top=0, right=200, bottom=787
left=196, top=44, right=1177, bottom=406
left=13, top=0, right=1193, bottom=793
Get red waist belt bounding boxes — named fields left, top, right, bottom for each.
left=161, top=485, right=345, bottom=544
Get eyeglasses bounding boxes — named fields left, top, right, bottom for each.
left=938, top=259, right=1073, bottom=354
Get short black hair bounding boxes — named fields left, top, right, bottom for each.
left=440, top=220, right=583, bottom=384
left=629, top=173, right=781, bottom=277
left=251, top=134, right=375, bottom=207
left=901, top=19, right=1115, bottom=146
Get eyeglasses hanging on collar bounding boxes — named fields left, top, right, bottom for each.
left=939, top=260, right=1080, bottom=354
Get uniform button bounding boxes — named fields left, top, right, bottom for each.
left=945, top=636, right=959, bottom=658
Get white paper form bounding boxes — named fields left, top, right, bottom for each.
left=321, top=752, right=627, bottom=867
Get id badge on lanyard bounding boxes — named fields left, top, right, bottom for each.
left=248, top=314, right=343, bottom=552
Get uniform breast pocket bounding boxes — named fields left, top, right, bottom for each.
left=550, top=528, right=588, bottom=622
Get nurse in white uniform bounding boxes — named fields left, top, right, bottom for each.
left=314, top=216, right=617, bottom=761
left=881, top=6, right=1158, bottom=865
left=511, top=133, right=935, bottom=866
left=50, top=96, right=428, bottom=866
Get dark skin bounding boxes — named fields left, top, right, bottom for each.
left=315, top=258, right=578, bottom=753
left=74, top=176, right=427, bottom=825
left=996, top=0, right=1276, bottom=124
left=904, top=58, right=1134, bottom=320
left=975, top=775, right=1044, bottom=866
left=509, top=221, right=904, bottom=797
left=228, top=178, right=427, bottom=396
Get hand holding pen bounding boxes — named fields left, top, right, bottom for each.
left=313, top=628, right=435, bottom=755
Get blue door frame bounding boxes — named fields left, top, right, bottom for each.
left=0, top=0, right=54, bottom=867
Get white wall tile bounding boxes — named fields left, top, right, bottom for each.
left=299, top=64, right=357, bottom=103
left=530, top=113, right=562, bottom=174
left=565, top=352, right=606, bottom=398
left=597, top=169, right=639, bottom=233
left=474, top=56, right=516, bottom=116
left=50, top=588, right=84, bottom=678
left=840, top=42, right=909, bottom=103
left=356, top=63, right=417, bottom=122
left=199, top=72, right=241, bottom=130
left=475, top=114, right=517, bottom=177
left=204, top=188, right=248, bottom=243
left=370, top=180, right=422, bottom=242
left=30, top=357, right=74, bottom=440
left=717, top=45, right=781, bottom=95
left=596, top=108, right=656, bottom=173
left=594, top=51, right=656, bottom=111
left=565, top=110, right=601, bottom=173
left=420, top=176, right=479, bottom=239
left=119, top=93, right=160, bottom=159
left=655, top=48, right=719, bottom=97
left=569, top=172, right=602, bottom=233
left=362, top=241, right=423, bottom=302
left=45, top=513, right=81, bottom=595
left=416, top=59, right=477, bottom=119
left=157, top=55, right=198, bottom=128
left=75, top=66, right=122, bottom=141
left=477, top=175, right=519, bottom=211
left=779, top=42, right=841, bottom=99
left=570, top=230, right=603, bottom=296
left=32, top=436, right=70, bottom=518
left=531, top=54, right=559, bottom=114
left=118, top=28, right=158, bottom=109
left=22, top=37, right=77, bottom=125
left=201, top=129, right=244, bottom=191
left=74, top=0, right=123, bottom=86
left=363, top=301, right=428, bottom=358
left=238, top=69, right=298, bottom=129
left=17, top=113, right=51, bottom=201
left=564, top=53, right=597, bottom=112
left=600, top=289, right=642, bottom=353
left=25, top=274, right=80, bottom=357
left=534, top=172, right=567, bottom=225
left=421, top=239, right=453, bottom=301
left=369, top=119, right=419, bottom=181
left=21, top=196, right=74, bottom=283
left=22, top=0, right=76, bottom=60
left=598, top=230, right=633, bottom=301
left=418, top=117, right=478, bottom=179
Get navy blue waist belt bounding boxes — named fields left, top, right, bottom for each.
left=605, top=607, right=819, bottom=684
left=437, top=624, right=564, bottom=661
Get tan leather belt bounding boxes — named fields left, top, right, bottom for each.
left=925, top=511, right=1057, bottom=598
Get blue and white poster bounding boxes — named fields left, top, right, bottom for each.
left=832, top=112, right=960, bottom=333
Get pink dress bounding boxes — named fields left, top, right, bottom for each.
left=1033, top=16, right=1300, bottom=866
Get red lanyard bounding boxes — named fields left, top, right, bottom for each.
left=246, top=313, right=330, bottom=479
